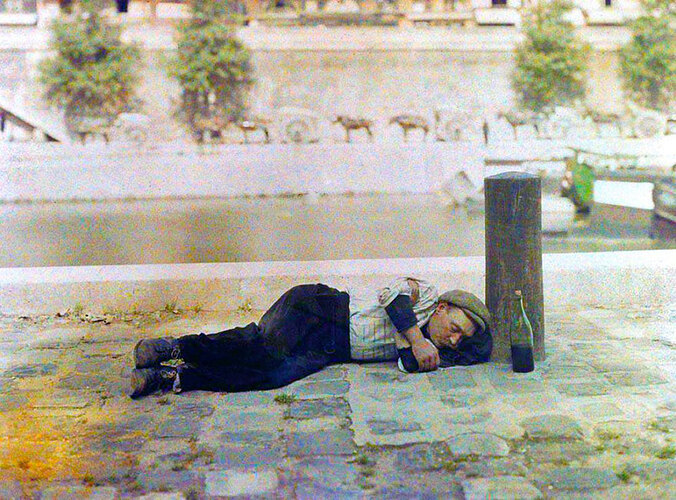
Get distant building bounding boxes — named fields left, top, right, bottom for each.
left=0, top=0, right=642, bottom=27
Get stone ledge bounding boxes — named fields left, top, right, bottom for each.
left=0, top=13, right=38, bottom=26
left=0, top=250, right=673, bottom=315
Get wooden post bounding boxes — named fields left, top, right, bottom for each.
left=485, top=171, right=545, bottom=362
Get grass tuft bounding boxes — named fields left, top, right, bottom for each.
left=596, top=429, right=621, bottom=440
left=656, top=443, right=676, bottom=459
left=349, top=454, right=373, bottom=466
left=82, top=472, right=96, bottom=486
left=237, top=301, right=253, bottom=314
left=616, top=469, right=633, bottom=482
left=648, top=420, right=671, bottom=433
left=274, top=393, right=296, bottom=404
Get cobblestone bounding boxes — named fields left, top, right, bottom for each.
left=287, top=429, right=356, bottom=457
left=446, top=433, right=510, bottom=457
left=167, top=400, right=215, bottom=419
left=454, top=457, right=529, bottom=478
left=427, top=369, right=477, bottom=390
left=0, top=305, right=674, bottom=498
left=135, top=470, right=203, bottom=494
left=462, top=476, right=542, bottom=500
left=534, top=467, right=620, bottom=491
left=368, top=418, right=423, bottom=435
left=393, top=443, right=452, bottom=471
left=292, top=379, right=350, bottom=398
left=294, top=482, right=364, bottom=499
left=0, top=480, right=27, bottom=499
left=621, top=460, right=676, bottom=482
left=554, top=381, right=613, bottom=397
left=205, top=469, right=278, bottom=497
left=604, top=370, right=669, bottom=387
left=3, top=362, right=57, bottom=378
left=285, top=397, right=350, bottom=419
left=212, top=443, right=284, bottom=468
left=522, top=414, right=584, bottom=441
left=522, top=441, right=597, bottom=464
left=152, top=416, right=202, bottom=440
left=294, top=456, right=361, bottom=490
left=375, top=471, right=464, bottom=498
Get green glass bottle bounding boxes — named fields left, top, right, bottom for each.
left=510, top=290, right=535, bottom=373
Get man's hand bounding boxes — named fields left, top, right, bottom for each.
left=401, top=325, right=440, bottom=372
left=412, top=338, right=440, bottom=372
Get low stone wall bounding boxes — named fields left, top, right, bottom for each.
left=3, top=136, right=674, bottom=202
left=1, top=250, right=673, bottom=316
left=0, top=141, right=484, bottom=200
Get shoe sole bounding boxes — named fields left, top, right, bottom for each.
left=133, top=339, right=146, bottom=369
left=134, top=339, right=157, bottom=369
left=129, top=369, right=147, bottom=399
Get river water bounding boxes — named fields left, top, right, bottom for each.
left=1, top=194, right=674, bottom=268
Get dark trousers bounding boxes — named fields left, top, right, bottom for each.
left=176, top=284, right=350, bottom=392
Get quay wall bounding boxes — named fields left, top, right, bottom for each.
left=0, top=250, right=673, bottom=316
left=2, top=137, right=674, bottom=202
left=0, top=26, right=630, bottom=143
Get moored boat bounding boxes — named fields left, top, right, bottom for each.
left=653, top=177, right=676, bottom=224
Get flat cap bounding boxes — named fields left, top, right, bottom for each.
left=438, top=289, right=491, bottom=335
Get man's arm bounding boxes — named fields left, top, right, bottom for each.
left=402, top=325, right=440, bottom=372
left=385, top=294, right=440, bottom=372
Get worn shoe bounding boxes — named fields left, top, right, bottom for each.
left=129, top=366, right=179, bottom=399
left=134, top=337, right=180, bottom=368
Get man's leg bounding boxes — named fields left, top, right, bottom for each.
left=177, top=350, right=333, bottom=393
left=176, top=363, right=269, bottom=393
left=177, top=322, right=277, bottom=369
left=136, top=284, right=335, bottom=369
left=257, top=283, right=345, bottom=358
left=134, top=322, right=275, bottom=369
left=259, top=350, right=333, bottom=390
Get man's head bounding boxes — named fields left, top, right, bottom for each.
left=428, top=290, right=491, bottom=350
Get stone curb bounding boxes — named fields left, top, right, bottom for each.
left=0, top=250, right=674, bottom=315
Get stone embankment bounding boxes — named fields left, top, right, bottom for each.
left=1, top=137, right=674, bottom=202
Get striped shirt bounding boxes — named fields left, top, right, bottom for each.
left=347, top=277, right=439, bottom=361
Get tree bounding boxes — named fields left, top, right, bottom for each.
left=512, top=0, right=590, bottom=114
left=619, top=0, right=675, bottom=112
left=38, top=0, right=141, bottom=127
left=168, top=0, right=254, bottom=142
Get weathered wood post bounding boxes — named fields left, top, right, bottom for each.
left=485, top=172, right=545, bottom=362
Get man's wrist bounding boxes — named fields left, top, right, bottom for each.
left=403, top=325, right=425, bottom=346
left=413, top=338, right=435, bottom=349
left=411, top=338, right=427, bottom=348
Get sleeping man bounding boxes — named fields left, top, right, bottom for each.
left=130, top=277, right=492, bottom=398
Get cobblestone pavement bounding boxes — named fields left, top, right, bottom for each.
left=0, top=304, right=674, bottom=499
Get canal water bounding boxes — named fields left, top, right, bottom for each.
left=0, top=194, right=673, bottom=268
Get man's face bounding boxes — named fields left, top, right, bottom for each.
left=428, top=303, right=477, bottom=349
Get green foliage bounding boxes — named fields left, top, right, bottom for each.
left=619, top=1, right=675, bottom=112
left=616, top=468, right=633, bottom=482
left=656, top=443, right=676, bottom=459
left=38, top=5, right=140, bottom=120
left=512, top=0, right=590, bottom=113
left=273, top=393, right=296, bottom=404
left=168, top=0, right=253, bottom=141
